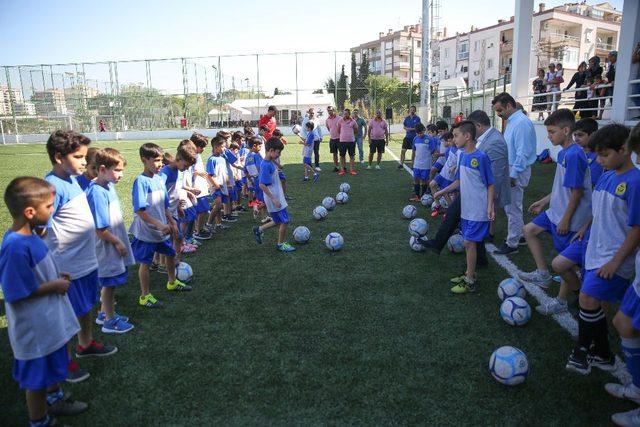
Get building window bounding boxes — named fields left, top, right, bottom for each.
left=457, top=42, right=469, bottom=60
left=474, top=41, right=479, bottom=52
left=417, top=40, right=421, bottom=48
left=444, top=48, right=450, bottom=59
left=487, top=59, right=494, bottom=69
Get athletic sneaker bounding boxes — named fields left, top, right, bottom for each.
left=409, top=195, right=421, bottom=202
left=66, top=360, right=90, bottom=384
left=313, top=173, right=319, bottom=183
left=149, top=262, right=159, bottom=271
left=48, top=392, right=88, bottom=416
left=95, top=311, right=129, bottom=325
left=518, top=237, right=528, bottom=246
left=303, top=177, right=309, bottom=182
left=349, top=169, right=357, bottom=176
left=518, top=270, right=553, bottom=288
left=338, top=170, right=346, bottom=176
left=203, top=223, right=214, bottom=232
left=75, top=340, right=118, bottom=358
left=333, top=166, right=339, bottom=172
left=611, top=408, right=640, bottom=427
left=315, top=166, right=322, bottom=172
left=101, top=316, right=134, bottom=334
left=222, top=215, right=238, bottom=223
left=375, top=165, right=381, bottom=170
left=451, top=278, right=476, bottom=294
left=260, top=217, right=272, bottom=224
left=535, top=298, right=568, bottom=315
left=397, top=164, right=404, bottom=170
left=181, top=243, right=197, bottom=254
left=253, top=226, right=263, bottom=244
left=366, top=165, right=371, bottom=170
left=167, top=279, right=192, bottom=292
left=215, top=223, right=230, bottom=230
left=139, top=293, right=163, bottom=308
left=230, top=211, right=239, bottom=217
left=590, top=353, right=616, bottom=371
left=566, top=347, right=591, bottom=375
left=450, top=274, right=467, bottom=284
left=285, top=195, right=293, bottom=201
left=605, top=382, right=640, bottom=404
left=493, top=243, right=518, bottom=255
left=552, top=275, right=562, bottom=283
left=157, top=264, right=167, bottom=274
left=193, top=230, right=212, bottom=240
left=277, top=242, right=296, bottom=252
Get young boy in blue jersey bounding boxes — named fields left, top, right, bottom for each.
left=565, top=124, right=640, bottom=375
left=1, top=177, right=88, bottom=426
left=206, top=136, right=230, bottom=231
left=604, top=123, right=640, bottom=426
left=434, top=121, right=495, bottom=293
left=518, top=109, right=592, bottom=288
left=245, top=137, right=266, bottom=220
left=130, top=143, right=192, bottom=309
left=76, top=147, right=98, bottom=191
left=429, top=121, right=450, bottom=182
left=399, top=105, right=421, bottom=169
left=410, top=123, right=437, bottom=201
left=573, top=118, right=603, bottom=187
left=296, top=121, right=319, bottom=182
left=219, top=131, right=239, bottom=224
left=85, top=148, right=136, bottom=334
left=190, top=133, right=213, bottom=241
left=253, top=137, right=296, bottom=252
left=44, top=130, right=116, bottom=382
left=429, top=131, right=457, bottom=216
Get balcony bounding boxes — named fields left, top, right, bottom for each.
left=457, top=51, right=469, bottom=61
left=500, top=40, right=513, bottom=53
left=539, top=31, right=581, bottom=48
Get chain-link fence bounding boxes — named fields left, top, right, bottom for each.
left=0, top=51, right=510, bottom=142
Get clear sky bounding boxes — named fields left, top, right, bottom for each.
left=0, top=0, right=625, bottom=94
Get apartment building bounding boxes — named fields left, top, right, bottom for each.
left=32, top=88, right=68, bottom=115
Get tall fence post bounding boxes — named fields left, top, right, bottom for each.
left=4, top=66, right=19, bottom=142
left=256, top=54, right=260, bottom=122
left=334, top=51, right=337, bottom=107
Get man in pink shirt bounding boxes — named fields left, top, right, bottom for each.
left=335, top=108, right=359, bottom=176
left=325, top=106, right=341, bottom=172
left=367, top=109, right=389, bottom=170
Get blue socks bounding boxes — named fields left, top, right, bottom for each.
left=46, top=387, right=63, bottom=405
left=622, top=337, right=640, bottom=388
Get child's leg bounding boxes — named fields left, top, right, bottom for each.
left=259, top=219, right=277, bottom=232
left=26, top=389, right=47, bottom=423
left=420, top=179, right=429, bottom=197
left=523, top=222, right=548, bottom=271
left=139, top=263, right=150, bottom=296
left=281, top=180, right=287, bottom=195
left=429, top=180, right=439, bottom=196
left=77, top=312, right=93, bottom=348
left=166, top=256, right=176, bottom=283
left=551, top=255, right=580, bottom=301
left=577, top=292, right=609, bottom=356
left=101, top=286, right=116, bottom=320
left=277, top=223, right=287, bottom=245
left=465, top=240, right=477, bottom=280
left=614, top=312, right=640, bottom=388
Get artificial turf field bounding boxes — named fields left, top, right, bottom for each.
left=0, top=136, right=633, bottom=425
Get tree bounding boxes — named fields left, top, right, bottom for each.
left=350, top=53, right=370, bottom=103
left=359, top=53, right=370, bottom=84
left=350, top=52, right=358, bottom=103
left=336, top=65, right=348, bottom=110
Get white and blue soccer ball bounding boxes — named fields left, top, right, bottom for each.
left=421, top=194, right=434, bottom=207
left=339, top=182, right=351, bottom=193
left=408, top=218, right=429, bottom=238
left=176, top=262, right=193, bottom=283
left=439, top=197, right=449, bottom=209
left=325, top=232, right=344, bottom=251
left=447, top=234, right=464, bottom=253
left=500, top=297, right=532, bottom=326
left=322, top=197, right=336, bottom=211
left=293, top=226, right=311, bottom=243
left=409, top=236, right=428, bottom=252
left=336, top=192, right=349, bottom=204
left=402, top=204, right=417, bottom=219
left=497, top=278, right=526, bottom=301
left=313, top=205, right=328, bottom=220
left=291, top=124, right=302, bottom=134
left=489, top=346, right=529, bottom=386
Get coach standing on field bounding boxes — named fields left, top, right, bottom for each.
left=258, top=105, right=277, bottom=140
left=491, top=92, right=537, bottom=256
left=399, top=105, right=421, bottom=169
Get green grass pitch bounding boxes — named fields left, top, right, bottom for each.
left=0, top=137, right=632, bottom=425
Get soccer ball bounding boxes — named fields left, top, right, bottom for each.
left=408, top=218, right=429, bottom=238
left=489, top=346, right=529, bottom=386
left=431, top=200, right=440, bottom=211
left=313, top=205, right=328, bottom=220
left=447, top=234, right=464, bottom=253
left=500, top=297, right=532, bottom=326
left=336, top=192, right=349, bottom=204
left=421, top=194, right=434, bottom=207
left=409, top=236, right=427, bottom=252
left=497, top=278, right=526, bottom=301
left=339, top=182, right=351, bottom=193
left=292, top=124, right=302, bottom=134
left=402, top=204, right=417, bottom=219
left=439, top=197, right=449, bottom=209
left=176, top=262, right=193, bottom=283
left=325, top=232, right=344, bottom=251
left=293, top=226, right=311, bottom=243
left=322, top=197, right=336, bottom=211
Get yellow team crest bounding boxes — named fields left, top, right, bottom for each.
left=616, top=182, right=627, bottom=196
left=470, top=158, right=479, bottom=168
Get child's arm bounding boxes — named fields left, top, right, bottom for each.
left=556, top=187, right=584, bottom=235
left=96, top=228, right=127, bottom=257
left=528, top=194, right=551, bottom=215
left=434, top=179, right=460, bottom=199
left=487, top=184, right=495, bottom=220
left=259, top=183, right=281, bottom=209
left=31, top=275, right=71, bottom=297
left=598, top=225, right=640, bottom=279
left=207, top=174, right=221, bottom=191
left=136, top=209, right=171, bottom=235
left=572, top=216, right=592, bottom=242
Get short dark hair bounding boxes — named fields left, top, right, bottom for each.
left=544, top=108, right=575, bottom=130
left=467, top=110, right=491, bottom=127
left=442, top=131, right=454, bottom=141
left=229, top=142, right=240, bottom=150
left=232, top=131, right=244, bottom=142
left=265, top=136, right=284, bottom=151
left=628, top=122, right=640, bottom=155
left=178, top=139, right=196, bottom=149
left=190, top=132, right=208, bottom=148
left=409, top=105, right=416, bottom=110
left=4, top=177, right=55, bottom=219
left=176, top=143, right=197, bottom=164
left=491, top=92, right=517, bottom=108
left=588, top=123, right=630, bottom=152
left=575, top=118, right=598, bottom=135
left=217, top=130, right=230, bottom=139
left=427, top=124, right=438, bottom=133
left=259, top=125, right=269, bottom=132
left=456, top=120, right=477, bottom=140
left=248, top=136, right=262, bottom=149
left=139, top=143, right=163, bottom=159
left=415, top=123, right=426, bottom=133
left=435, top=120, right=449, bottom=131
left=268, top=105, right=277, bottom=112
left=95, top=148, right=126, bottom=170
left=46, top=130, right=91, bottom=164
left=273, top=129, right=283, bottom=138
left=212, top=135, right=225, bottom=148
left=162, top=152, right=174, bottom=165
left=305, top=121, right=314, bottom=130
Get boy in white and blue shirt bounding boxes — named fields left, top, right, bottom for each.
left=130, top=143, right=191, bottom=309
left=564, top=124, right=640, bottom=378
left=518, top=109, right=592, bottom=288
left=411, top=123, right=438, bottom=201
left=434, top=121, right=494, bottom=294
left=297, top=121, right=319, bottom=182
left=1, top=177, right=88, bottom=426
left=205, top=136, right=230, bottom=231
left=189, top=133, right=212, bottom=241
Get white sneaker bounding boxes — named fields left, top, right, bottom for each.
left=375, top=165, right=381, bottom=170
left=366, top=165, right=371, bottom=170
left=611, top=407, right=640, bottom=427
left=605, top=383, right=640, bottom=404
left=535, top=298, right=568, bottom=316
left=314, top=167, right=322, bottom=172
left=360, top=160, right=365, bottom=164
left=518, top=270, right=552, bottom=288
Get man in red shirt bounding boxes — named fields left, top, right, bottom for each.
left=454, top=112, right=464, bottom=125
left=258, top=106, right=278, bottom=140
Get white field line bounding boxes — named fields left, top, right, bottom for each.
left=386, top=144, right=631, bottom=384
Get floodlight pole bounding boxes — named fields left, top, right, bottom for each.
left=419, top=0, right=431, bottom=122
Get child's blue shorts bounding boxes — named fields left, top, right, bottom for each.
left=13, top=344, right=68, bottom=390
left=413, top=168, right=430, bottom=181
left=195, top=197, right=210, bottom=214
left=278, top=171, right=286, bottom=181
left=532, top=212, right=575, bottom=253
left=581, top=268, right=630, bottom=303
left=270, top=208, right=290, bottom=224
left=99, top=270, right=128, bottom=288
left=461, top=219, right=490, bottom=243
left=178, top=206, right=197, bottom=223
left=303, top=157, right=312, bottom=166
left=620, top=286, right=640, bottom=331
left=131, top=238, right=176, bottom=265
left=67, top=269, right=99, bottom=317
left=558, top=229, right=590, bottom=267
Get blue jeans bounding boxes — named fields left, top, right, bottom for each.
left=355, top=136, right=364, bottom=162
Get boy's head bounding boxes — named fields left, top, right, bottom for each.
left=229, top=142, right=240, bottom=154
left=46, top=130, right=92, bottom=176
left=175, top=143, right=197, bottom=171
left=544, top=109, right=575, bottom=146
left=452, top=120, right=476, bottom=148
left=305, top=121, right=315, bottom=131
left=95, top=148, right=126, bottom=184
left=190, top=132, right=208, bottom=153
left=211, top=135, right=225, bottom=154
left=426, top=124, right=438, bottom=136
left=139, top=143, right=164, bottom=174
left=273, top=129, right=283, bottom=138
left=409, top=105, right=416, bottom=115
left=442, top=131, right=454, bottom=145
left=573, top=118, right=599, bottom=149
left=162, top=152, right=174, bottom=166
left=265, top=136, right=284, bottom=157
left=4, top=176, right=55, bottom=226
left=435, top=120, right=448, bottom=135
left=415, top=123, right=426, bottom=136
left=249, top=136, right=263, bottom=152
left=589, top=124, right=631, bottom=170
left=232, top=131, right=243, bottom=143
left=84, top=147, right=100, bottom=179
left=259, top=125, right=268, bottom=134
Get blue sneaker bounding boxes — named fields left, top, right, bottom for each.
left=101, top=317, right=134, bottom=334
left=277, top=242, right=296, bottom=252
left=95, top=311, right=129, bottom=325
left=253, top=226, right=263, bottom=244
left=313, top=173, right=319, bottom=183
